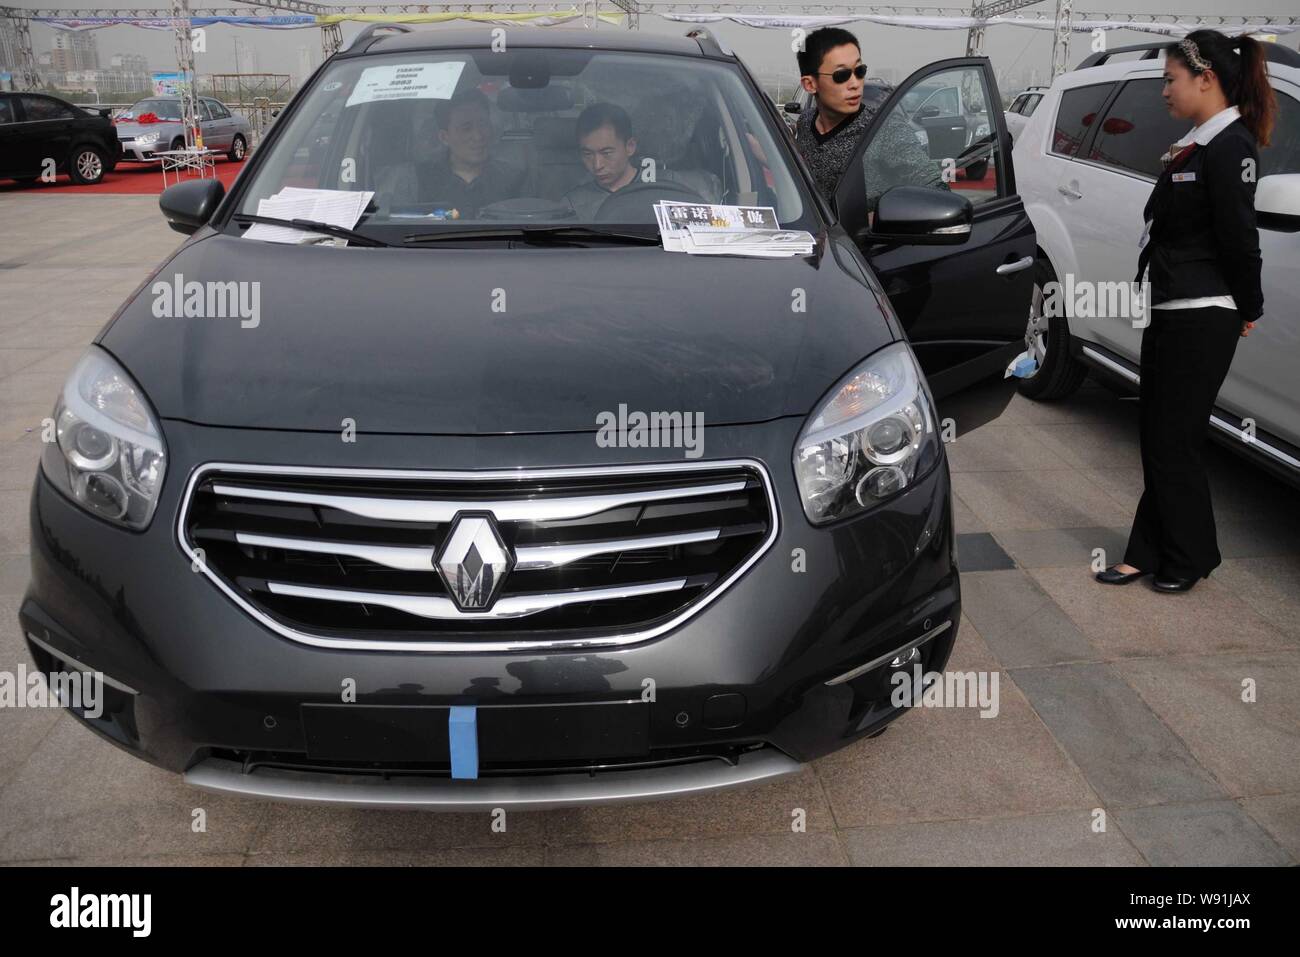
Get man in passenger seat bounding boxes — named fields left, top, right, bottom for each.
left=414, top=89, right=525, bottom=216
left=563, top=103, right=721, bottom=220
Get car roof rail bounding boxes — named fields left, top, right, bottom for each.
left=1076, top=38, right=1300, bottom=70
left=346, top=22, right=415, bottom=54
left=685, top=27, right=733, bottom=58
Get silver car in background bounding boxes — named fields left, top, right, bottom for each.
left=115, top=96, right=251, bottom=162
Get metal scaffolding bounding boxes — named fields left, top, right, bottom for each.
left=2, top=2, right=1295, bottom=93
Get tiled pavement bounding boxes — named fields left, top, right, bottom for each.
left=0, top=194, right=1297, bottom=866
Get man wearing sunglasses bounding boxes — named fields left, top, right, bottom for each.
left=794, top=28, right=876, bottom=198
left=794, top=27, right=937, bottom=206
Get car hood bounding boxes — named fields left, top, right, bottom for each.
left=100, top=231, right=897, bottom=435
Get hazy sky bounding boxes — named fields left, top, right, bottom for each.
left=13, top=0, right=1300, bottom=94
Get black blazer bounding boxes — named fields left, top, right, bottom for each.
left=1135, top=118, right=1263, bottom=322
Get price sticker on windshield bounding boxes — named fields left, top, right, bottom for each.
left=345, top=62, right=465, bottom=107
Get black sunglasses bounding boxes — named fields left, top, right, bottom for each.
left=816, top=64, right=868, bottom=84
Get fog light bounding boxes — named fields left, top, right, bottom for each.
left=890, top=646, right=922, bottom=668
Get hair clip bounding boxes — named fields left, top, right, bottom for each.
left=1179, top=37, right=1213, bottom=73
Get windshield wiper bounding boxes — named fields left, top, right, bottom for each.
left=401, top=225, right=661, bottom=246
left=232, top=213, right=393, bottom=247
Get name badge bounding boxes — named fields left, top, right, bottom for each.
left=1172, top=172, right=1196, bottom=183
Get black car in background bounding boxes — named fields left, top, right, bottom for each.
left=0, top=91, right=120, bottom=185
left=23, top=27, right=1034, bottom=809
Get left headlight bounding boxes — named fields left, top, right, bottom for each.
left=134, top=131, right=160, bottom=145
left=793, top=342, right=939, bottom=525
left=41, top=347, right=166, bottom=530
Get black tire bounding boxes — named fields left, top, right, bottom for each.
left=170, top=137, right=185, bottom=152
left=67, top=145, right=106, bottom=185
left=1016, top=256, right=1089, bottom=401
left=228, top=134, right=247, bottom=162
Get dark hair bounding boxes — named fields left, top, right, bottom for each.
left=797, top=27, right=860, bottom=78
left=576, top=102, right=633, bottom=143
left=435, top=88, right=491, bottom=130
left=1165, top=29, right=1276, bottom=147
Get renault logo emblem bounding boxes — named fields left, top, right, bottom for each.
left=434, top=513, right=512, bottom=611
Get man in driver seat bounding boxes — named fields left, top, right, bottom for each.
left=416, top=89, right=524, bottom=215
left=563, top=103, right=720, bottom=220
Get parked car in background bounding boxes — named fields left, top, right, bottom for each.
left=115, top=95, right=251, bottom=162
left=0, top=91, right=120, bottom=185
left=1013, top=42, right=1300, bottom=486
left=1004, top=86, right=1047, bottom=144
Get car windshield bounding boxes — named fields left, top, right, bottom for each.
left=233, top=47, right=816, bottom=236
left=123, top=99, right=183, bottom=121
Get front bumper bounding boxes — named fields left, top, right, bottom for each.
left=21, top=417, right=960, bottom=807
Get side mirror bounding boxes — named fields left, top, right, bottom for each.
left=861, top=186, right=973, bottom=245
left=783, top=101, right=802, bottom=114
left=1257, top=173, right=1300, bottom=231
left=159, top=178, right=225, bottom=235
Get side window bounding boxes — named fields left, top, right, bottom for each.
left=1085, top=79, right=1189, bottom=178
left=1023, top=94, right=1042, bottom=117
left=0, top=98, right=13, bottom=124
left=1050, top=83, right=1114, bottom=157
left=854, top=64, right=1003, bottom=213
left=198, top=101, right=215, bottom=121
left=1260, top=89, right=1300, bottom=177
left=208, top=100, right=230, bottom=120
left=20, top=96, right=73, bottom=121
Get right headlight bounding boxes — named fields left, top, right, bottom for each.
left=41, top=347, right=166, bottom=530
left=793, top=342, right=939, bottom=525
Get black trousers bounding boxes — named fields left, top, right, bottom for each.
left=1124, top=305, right=1242, bottom=579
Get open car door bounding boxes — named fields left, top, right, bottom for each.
left=834, top=57, right=1035, bottom=427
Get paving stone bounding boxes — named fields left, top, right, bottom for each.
left=1114, top=653, right=1300, bottom=797
left=1028, top=567, right=1295, bottom=659
left=841, top=810, right=1146, bottom=866
left=1010, top=662, right=1225, bottom=808
left=1113, top=800, right=1293, bottom=866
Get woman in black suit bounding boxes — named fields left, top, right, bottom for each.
left=1097, top=30, right=1276, bottom=593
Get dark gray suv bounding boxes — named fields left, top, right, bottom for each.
left=23, top=26, right=1035, bottom=809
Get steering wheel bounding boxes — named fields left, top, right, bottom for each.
left=594, top=179, right=707, bottom=223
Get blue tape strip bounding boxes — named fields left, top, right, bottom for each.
left=449, top=706, right=479, bottom=780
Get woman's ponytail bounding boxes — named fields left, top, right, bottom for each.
left=1166, top=29, right=1277, bottom=147
left=1233, top=35, right=1276, bottom=148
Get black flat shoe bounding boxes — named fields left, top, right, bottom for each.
left=1152, top=576, right=1197, bottom=593
left=1095, top=565, right=1147, bottom=585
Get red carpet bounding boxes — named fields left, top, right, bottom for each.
left=0, top=156, right=246, bottom=196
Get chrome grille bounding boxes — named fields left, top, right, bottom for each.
left=179, top=461, right=777, bottom=652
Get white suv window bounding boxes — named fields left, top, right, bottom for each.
left=1050, top=83, right=1114, bottom=158
left=1084, top=78, right=1190, bottom=178
left=1261, top=89, right=1300, bottom=177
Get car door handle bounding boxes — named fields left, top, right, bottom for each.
left=1057, top=184, right=1082, bottom=199
left=996, top=256, right=1034, bottom=276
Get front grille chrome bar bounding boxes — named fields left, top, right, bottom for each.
left=212, top=479, right=748, bottom=525
left=235, top=527, right=723, bottom=574
left=266, top=578, right=689, bottom=620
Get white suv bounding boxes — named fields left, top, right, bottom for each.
left=1013, top=41, right=1300, bottom=485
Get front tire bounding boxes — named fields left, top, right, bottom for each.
left=228, top=134, right=247, bottom=162
left=1016, top=257, right=1089, bottom=401
left=68, top=145, right=105, bottom=185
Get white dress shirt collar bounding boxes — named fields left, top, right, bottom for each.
left=1174, top=105, right=1242, bottom=149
